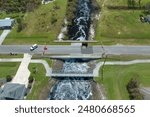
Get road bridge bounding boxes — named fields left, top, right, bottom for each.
left=0, top=45, right=150, bottom=56
left=1, top=45, right=150, bottom=78
left=50, top=73, right=94, bottom=77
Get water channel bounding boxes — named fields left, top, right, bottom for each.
left=68, top=0, right=91, bottom=41
left=49, top=0, right=94, bottom=100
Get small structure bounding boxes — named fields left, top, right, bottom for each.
left=0, top=83, right=26, bottom=100
left=0, top=18, right=15, bottom=30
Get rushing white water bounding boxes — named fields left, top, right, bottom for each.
left=49, top=59, right=92, bottom=100
left=62, top=59, right=90, bottom=73
left=49, top=78, right=92, bottom=100
left=69, top=0, right=91, bottom=41
left=49, top=0, right=93, bottom=100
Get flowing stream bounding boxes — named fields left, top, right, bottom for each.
left=68, top=0, right=91, bottom=41
left=49, top=0, right=93, bottom=100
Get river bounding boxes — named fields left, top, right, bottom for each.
left=68, top=0, right=91, bottom=41
left=49, top=0, right=93, bottom=100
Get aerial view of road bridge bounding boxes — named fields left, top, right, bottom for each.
left=0, top=0, right=150, bottom=100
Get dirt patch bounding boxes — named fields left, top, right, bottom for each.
left=39, top=79, right=57, bottom=100
left=91, top=80, right=107, bottom=100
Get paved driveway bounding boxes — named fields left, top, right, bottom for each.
left=11, top=53, right=32, bottom=88
left=0, top=30, right=10, bottom=45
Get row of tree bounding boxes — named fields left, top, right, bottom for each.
left=127, top=0, right=142, bottom=8
left=127, top=0, right=150, bottom=12
left=0, top=0, right=41, bottom=13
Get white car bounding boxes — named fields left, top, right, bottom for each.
left=30, top=44, right=38, bottom=51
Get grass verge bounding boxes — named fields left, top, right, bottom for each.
left=3, top=0, right=67, bottom=45
left=0, top=54, right=23, bottom=58
left=95, top=63, right=150, bottom=99
left=0, top=62, right=20, bottom=78
left=95, top=0, right=150, bottom=45
left=26, top=63, right=50, bottom=100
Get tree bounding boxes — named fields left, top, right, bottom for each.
left=127, top=0, right=134, bottom=8
left=17, top=21, right=26, bottom=32
left=126, top=78, right=144, bottom=100
left=26, top=3, right=35, bottom=12
left=138, top=0, right=142, bottom=8
left=127, top=0, right=142, bottom=8
left=0, top=0, right=41, bottom=13
left=145, top=2, right=150, bottom=14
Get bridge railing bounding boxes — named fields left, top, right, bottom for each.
left=52, top=70, right=93, bottom=74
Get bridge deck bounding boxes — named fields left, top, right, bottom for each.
left=0, top=45, right=150, bottom=56
left=50, top=73, right=95, bottom=77
left=49, top=55, right=102, bottom=59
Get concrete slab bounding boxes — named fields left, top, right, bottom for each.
left=11, top=53, right=32, bottom=88
left=0, top=30, right=10, bottom=45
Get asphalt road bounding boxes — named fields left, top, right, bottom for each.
left=140, top=88, right=150, bottom=100
left=0, top=45, right=150, bottom=55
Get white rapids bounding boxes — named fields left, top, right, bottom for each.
left=70, top=0, right=91, bottom=41
left=49, top=59, right=92, bottom=100
left=49, top=0, right=93, bottom=100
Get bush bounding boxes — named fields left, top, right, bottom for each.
left=17, top=22, right=26, bottom=32
left=32, top=67, right=38, bottom=74
left=51, top=16, right=57, bottom=25
left=6, top=75, right=12, bottom=82
left=127, top=78, right=139, bottom=90
left=126, top=78, right=144, bottom=100
left=145, top=2, right=150, bottom=14
left=28, top=83, right=32, bottom=89
left=29, top=76, right=34, bottom=83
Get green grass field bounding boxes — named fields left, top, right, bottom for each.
left=26, top=63, right=50, bottom=100
left=103, top=0, right=148, bottom=6
left=3, top=0, right=67, bottom=45
left=0, top=62, right=20, bottom=78
left=0, top=54, right=23, bottom=58
left=0, top=30, right=3, bottom=35
left=99, top=55, right=150, bottom=62
left=95, top=63, right=150, bottom=99
left=96, top=0, right=150, bottom=45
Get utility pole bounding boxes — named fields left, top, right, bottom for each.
left=43, top=45, right=48, bottom=55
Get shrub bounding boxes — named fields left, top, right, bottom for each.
left=145, top=2, right=150, bottom=14
left=6, top=75, right=12, bottom=82
left=28, top=83, right=32, bottom=89
left=126, top=78, right=144, bottom=100
left=29, top=76, right=34, bottom=83
left=51, top=16, right=57, bottom=25
left=17, top=22, right=26, bottom=32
